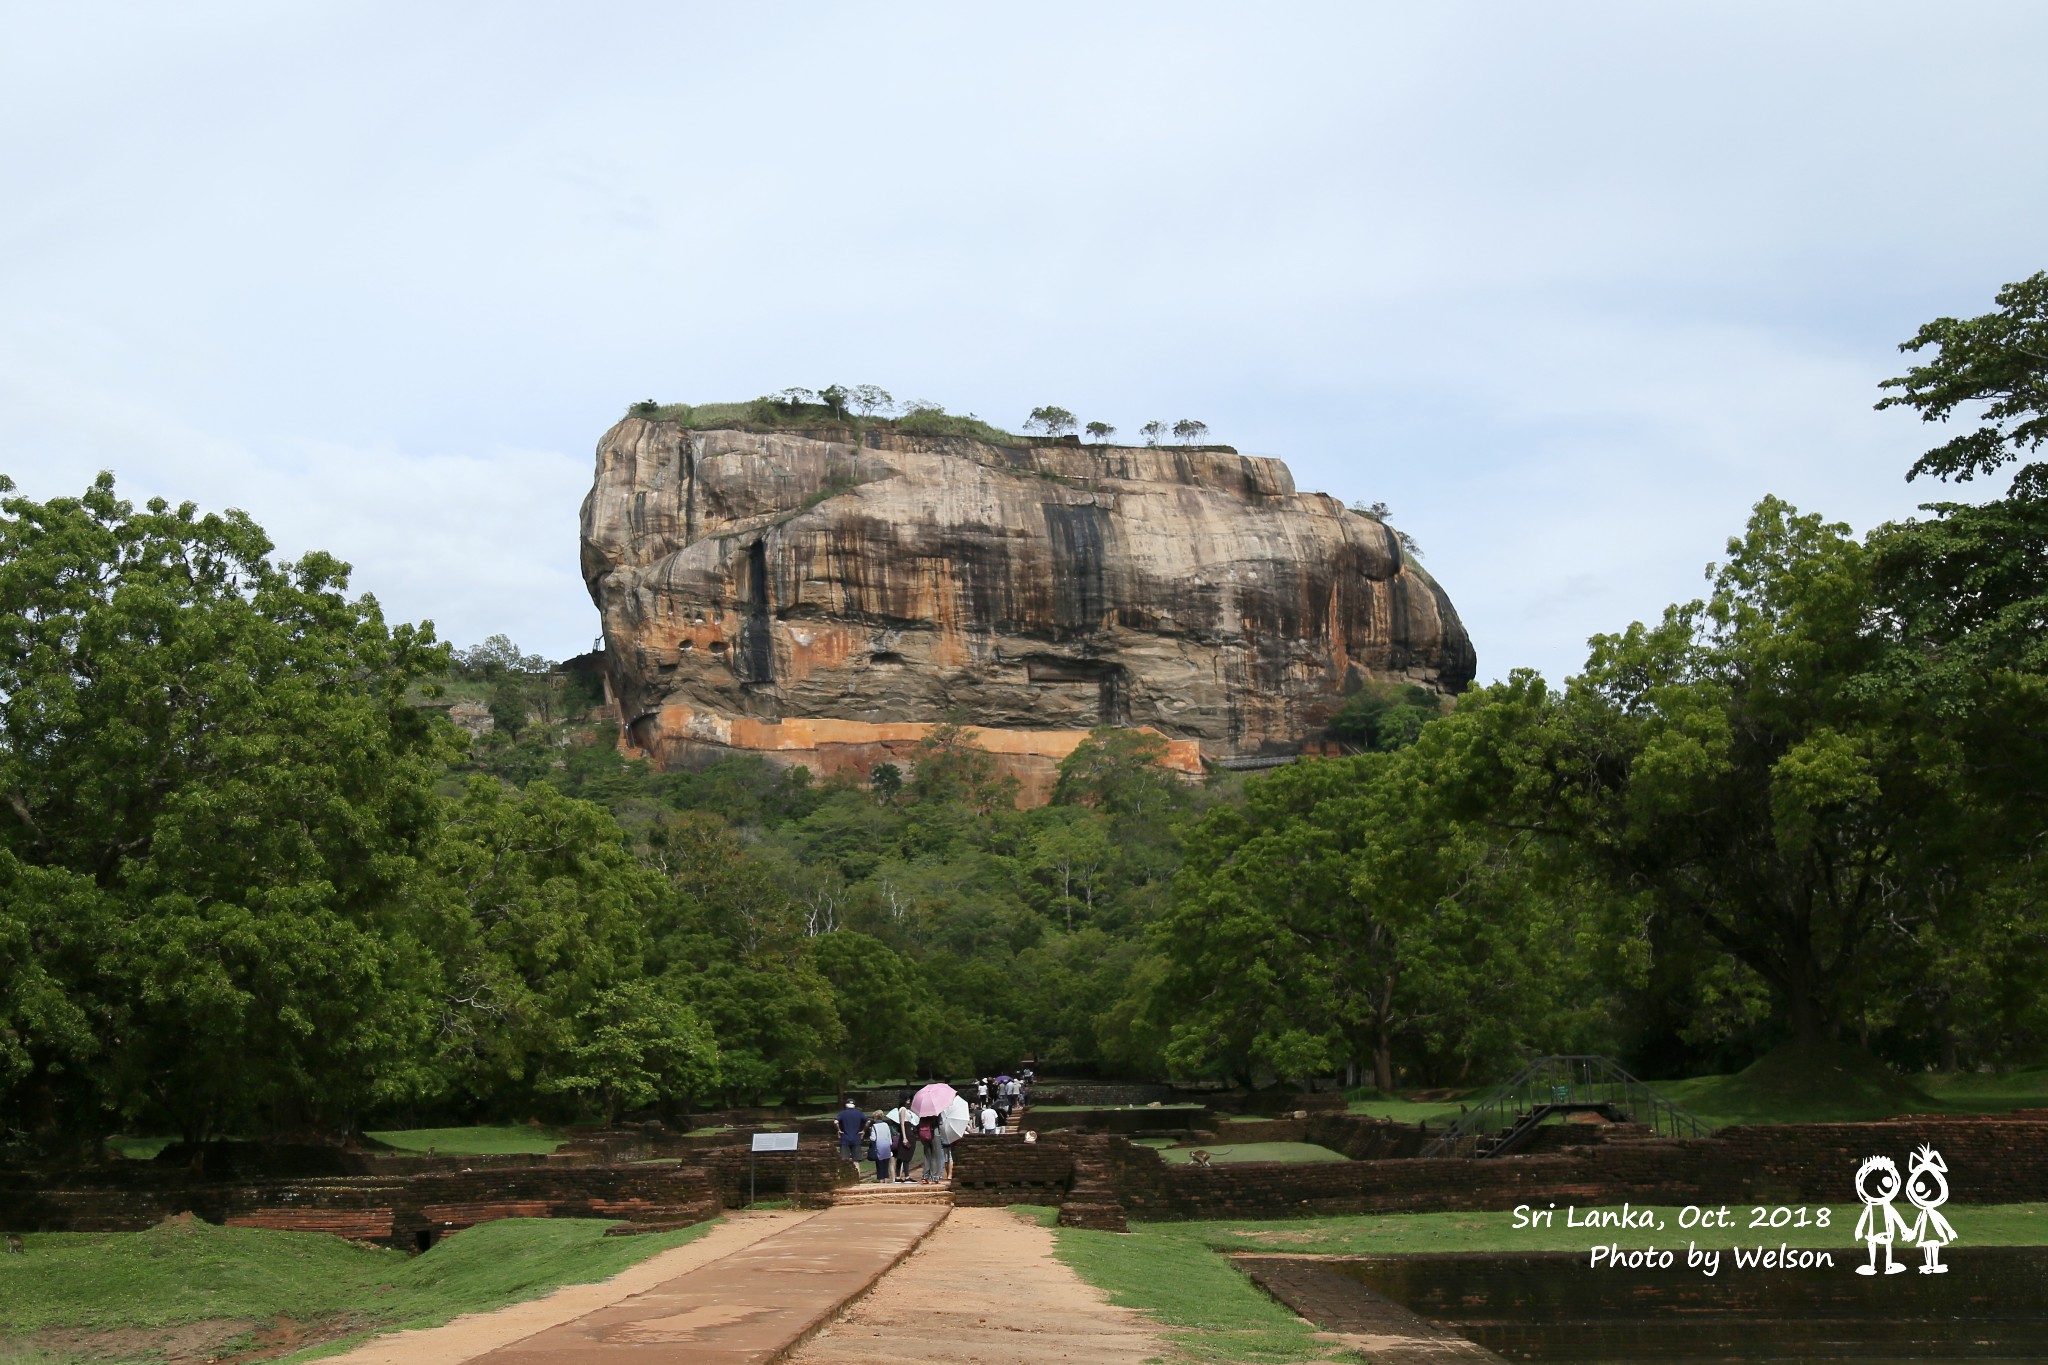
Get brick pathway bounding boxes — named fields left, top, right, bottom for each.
left=466, top=1202, right=948, bottom=1365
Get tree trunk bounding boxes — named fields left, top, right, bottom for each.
left=1783, top=963, right=1823, bottom=1044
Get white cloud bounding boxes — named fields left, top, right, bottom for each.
left=3, top=0, right=2043, bottom=677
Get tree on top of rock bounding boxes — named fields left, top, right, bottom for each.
left=1025, top=406, right=1078, bottom=438
left=1172, top=418, right=1210, bottom=445
left=849, top=385, right=894, bottom=417
left=1085, top=421, right=1116, bottom=443
left=1348, top=500, right=1424, bottom=558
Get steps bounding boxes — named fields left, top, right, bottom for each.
left=832, top=1180, right=953, bottom=1208
left=1056, top=1134, right=1129, bottom=1232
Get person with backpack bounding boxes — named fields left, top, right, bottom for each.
left=866, top=1113, right=894, bottom=1183
left=917, top=1113, right=942, bottom=1183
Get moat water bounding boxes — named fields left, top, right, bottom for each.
left=1242, top=1247, right=2048, bottom=1362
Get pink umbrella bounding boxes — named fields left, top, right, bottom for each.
left=909, top=1083, right=959, bottom=1117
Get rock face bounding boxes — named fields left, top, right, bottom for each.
left=580, top=420, right=1474, bottom=795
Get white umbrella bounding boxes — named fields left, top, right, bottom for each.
left=939, top=1094, right=972, bottom=1143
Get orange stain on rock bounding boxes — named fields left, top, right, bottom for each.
left=643, top=704, right=1201, bottom=807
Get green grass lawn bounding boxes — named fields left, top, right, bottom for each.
left=1139, top=1141, right=1350, bottom=1165
left=1344, top=1096, right=1467, bottom=1125
left=1913, top=1065, right=2048, bottom=1111
left=1177, top=1202, right=2048, bottom=1255
left=104, top=1137, right=172, bottom=1161
left=1020, top=1207, right=1333, bottom=1365
left=0, top=1216, right=713, bottom=1357
left=1035, top=1203, right=2048, bottom=1364
left=1343, top=1046, right=2048, bottom=1133
left=363, top=1125, right=565, bottom=1156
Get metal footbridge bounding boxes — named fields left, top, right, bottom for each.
left=1417, top=1054, right=1711, bottom=1159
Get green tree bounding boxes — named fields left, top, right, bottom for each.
left=1493, top=498, right=2003, bottom=1047
left=643, top=811, right=841, bottom=1102
left=809, top=930, right=920, bottom=1093
left=1154, top=749, right=1556, bottom=1092
left=1171, top=418, right=1209, bottom=445
left=1084, top=421, right=1116, bottom=443
left=869, top=762, right=903, bottom=800
left=540, top=982, right=717, bottom=1124
left=1025, top=406, right=1078, bottom=438
left=1022, top=811, right=1113, bottom=930
left=1139, top=421, right=1166, bottom=446
left=0, top=474, right=453, bottom=1146
left=1327, top=683, right=1443, bottom=752
left=1877, top=270, right=2048, bottom=498
left=424, top=779, right=675, bottom=1112
left=1052, top=727, right=1178, bottom=817
left=1867, top=273, right=2048, bottom=682
left=454, top=634, right=550, bottom=679
left=906, top=724, right=1018, bottom=813
left=848, top=385, right=894, bottom=418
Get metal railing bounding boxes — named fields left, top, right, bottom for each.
left=1417, top=1055, right=1711, bottom=1159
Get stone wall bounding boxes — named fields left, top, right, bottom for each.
left=702, top=1144, right=862, bottom=1209
left=0, top=1160, right=719, bottom=1248
left=1020, top=1107, right=1213, bottom=1135
left=948, top=1135, right=1083, bottom=1206
left=1027, top=1083, right=1183, bottom=1107
left=951, top=1115, right=2048, bottom=1224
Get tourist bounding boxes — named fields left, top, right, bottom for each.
left=917, top=1113, right=943, bottom=1183
left=980, top=1102, right=999, bottom=1134
left=891, top=1109, right=915, bottom=1182
left=836, top=1098, right=865, bottom=1162
left=867, top=1113, right=893, bottom=1183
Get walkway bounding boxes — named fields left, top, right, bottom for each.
left=323, top=1203, right=945, bottom=1365
left=470, top=1202, right=948, bottom=1365
left=785, top=1207, right=1169, bottom=1365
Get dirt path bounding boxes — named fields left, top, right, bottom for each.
left=785, top=1207, right=1171, bottom=1365
left=322, top=1210, right=815, bottom=1365
left=467, top=1202, right=947, bottom=1365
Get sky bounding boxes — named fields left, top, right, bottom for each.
left=4, top=2, right=2044, bottom=684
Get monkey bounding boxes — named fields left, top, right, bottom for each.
left=6, top=1232, right=23, bottom=1254
left=1188, top=1150, right=1213, bottom=1166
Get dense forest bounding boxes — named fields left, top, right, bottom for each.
left=3, top=276, right=2045, bottom=1155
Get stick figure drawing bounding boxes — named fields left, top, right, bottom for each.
left=1854, top=1155, right=1913, bottom=1275
left=1905, top=1145, right=1956, bottom=1274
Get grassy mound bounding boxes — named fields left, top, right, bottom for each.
left=1661, top=1041, right=1941, bottom=1126
left=0, top=1215, right=710, bottom=1338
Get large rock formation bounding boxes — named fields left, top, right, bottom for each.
left=580, top=419, right=1474, bottom=797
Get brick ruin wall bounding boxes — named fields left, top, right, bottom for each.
left=0, top=1154, right=744, bottom=1247
left=951, top=1114, right=2048, bottom=1221
left=10, top=1113, right=2042, bottom=1243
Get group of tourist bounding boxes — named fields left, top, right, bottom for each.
left=834, top=1072, right=1034, bottom=1184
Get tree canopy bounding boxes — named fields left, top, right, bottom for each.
left=8, top=280, right=2048, bottom=1149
